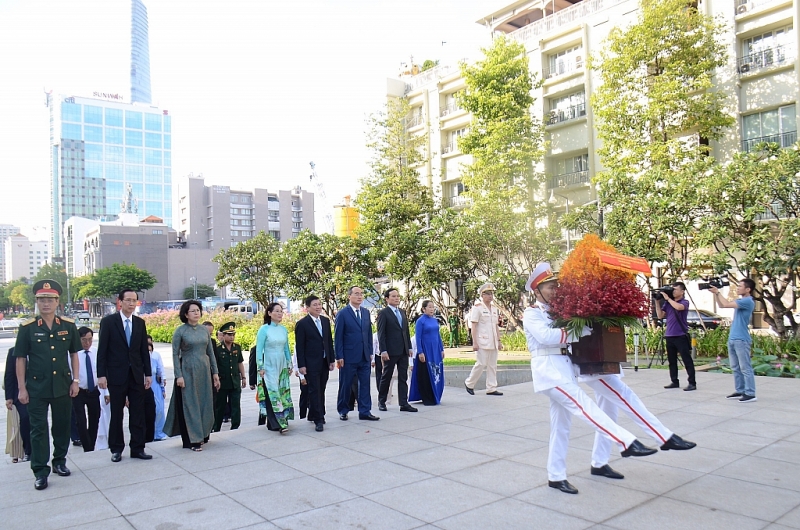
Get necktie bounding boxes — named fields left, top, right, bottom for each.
left=355, top=308, right=361, bottom=323
left=314, top=318, right=322, bottom=335
left=394, top=307, right=402, bottom=325
left=85, top=351, right=95, bottom=392
left=125, top=318, right=132, bottom=346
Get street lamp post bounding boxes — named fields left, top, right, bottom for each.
left=548, top=190, right=571, bottom=251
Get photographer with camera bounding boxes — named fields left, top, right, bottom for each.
left=654, top=283, right=696, bottom=391
left=710, top=278, right=757, bottom=403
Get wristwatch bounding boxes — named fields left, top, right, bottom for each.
left=72, top=379, right=80, bottom=383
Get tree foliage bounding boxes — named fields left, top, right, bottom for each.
left=183, top=284, right=217, bottom=300
left=9, top=283, right=34, bottom=311
left=697, top=144, right=800, bottom=337
left=92, top=263, right=157, bottom=298
left=586, top=0, right=734, bottom=282
left=355, top=98, right=435, bottom=314
left=213, top=231, right=282, bottom=309
left=274, top=230, right=377, bottom=316
left=458, top=35, right=560, bottom=326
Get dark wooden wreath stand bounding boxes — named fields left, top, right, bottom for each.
left=569, top=323, right=627, bottom=375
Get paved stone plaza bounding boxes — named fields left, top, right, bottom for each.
left=3, top=341, right=800, bottom=529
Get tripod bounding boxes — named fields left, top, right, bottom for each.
left=646, top=319, right=668, bottom=368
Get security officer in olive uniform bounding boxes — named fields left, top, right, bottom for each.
left=212, top=322, right=246, bottom=431
left=14, top=280, right=81, bottom=490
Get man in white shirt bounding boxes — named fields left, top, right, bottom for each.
left=72, top=327, right=109, bottom=452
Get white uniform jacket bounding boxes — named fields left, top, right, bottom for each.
left=523, top=303, right=620, bottom=392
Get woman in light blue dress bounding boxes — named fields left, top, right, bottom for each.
left=146, top=335, right=167, bottom=441
left=256, top=302, right=294, bottom=434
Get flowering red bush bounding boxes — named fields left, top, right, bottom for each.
left=549, top=234, right=648, bottom=325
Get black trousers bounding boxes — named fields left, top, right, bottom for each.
left=143, top=387, right=156, bottom=443
left=374, top=354, right=383, bottom=392
left=379, top=354, right=409, bottom=407
left=72, top=388, right=101, bottom=451
left=666, top=335, right=696, bottom=385
left=108, top=370, right=147, bottom=454
left=304, top=355, right=329, bottom=423
left=12, top=399, right=31, bottom=456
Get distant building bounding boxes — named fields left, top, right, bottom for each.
left=0, top=223, right=21, bottom=281
left=4, top=234, right=49, bottom=283
left=178, top=175, right=315, bottom=248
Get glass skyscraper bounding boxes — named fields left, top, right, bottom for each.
left=130, top=0, right=152, bottom=104
left=48, top=93, right=172, bottom=257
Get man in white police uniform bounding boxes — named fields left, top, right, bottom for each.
left=523, top=263, right=696, bottom=494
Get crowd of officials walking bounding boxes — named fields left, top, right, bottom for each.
left=5, top=270, right=758, bottom=495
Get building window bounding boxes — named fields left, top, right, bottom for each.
left=84, top=105, right=103, bottom=125
left=105, top=146, right=123, bottom=163
left=84, top=126, right=102, bottom=143
left=548, top=92, right=586, bottom=125
left=152, top=229, right=163, bottom=235
left=125, top=111, right=143, bottom=129
left=61, top=102, right=82, bottom=123
left=549, top=154, right=590, bottom=188
left=742, top=104, right=797, bottom=152
left=105, top=108, right=123, bottom=127
left=231, top=195, right=239, bottom=203
left=145, top=149, right=162, bottom=165
left=85, top=143, right=103, bottom=161
left=231, top=230, right=239, bottom=236
left=546, top=45, right=583, bottom=78
left=125, top=130, right=143, bottom=147
left=293, top=222, right=302, bottom=229
left=126, top=165, right=143, bottom=182
left=145, top=113, right=162, bottom=131
left=739, top=26, right=794, bottom=74
left=232, top=219, right=239, bottom=226
left=105, top=127, right=123, bottom=145
left=269, top=230, right=280, bottom=240
left=145, top=132, right=162, bottom=148
left=62, top=123, right=81, bottom=140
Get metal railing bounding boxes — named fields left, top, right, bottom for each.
left=755, top=203, right=788, bottom=221
left=741, top=130, right=797, bottom=152
left=448, top=195, right=472, bottom=208
left=440, top=103, right=462, bottom=117
left=547, top=102, right=587, bottom=125
left=547, top=170, right=590, bottom=189
left=737, top=45, right=795, bottom=75
left=543, top=56, right=584, bottom=80
left=406, top=115, right=424, bottom=128
left=442, top=142, right=457, bottom=155
left=509, top=0, right=623, bottom=43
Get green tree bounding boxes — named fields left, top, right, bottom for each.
left=458, top=35, right=560, bottom=327
left=587, top=0, right=733, bottom=281
left=91, top=263, right=157, bottom=298
left=355, top=97, right=434, bottom=313
left=33, top=263, right=69, bottom=305
left=183, top=284, right=217, bottom=299
left=70, top=275, right=96, bottom=301
left=10, top=283, right=34, bottom=311
left=274, top=230, right=378, bottom=316
left=697, top=144, right=800, bottom=337
left=213, top=231, right=282, bottom=308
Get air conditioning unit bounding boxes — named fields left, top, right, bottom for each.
left=575, top=56, right=583, bottom=68
left=737, top=3, right=748, bottom=14
left=738, top=63, right=750, bottom=73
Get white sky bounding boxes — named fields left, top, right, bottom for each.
left=0, top=0, right=496, bottom=237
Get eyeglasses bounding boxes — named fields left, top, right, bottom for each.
left=122, top=298, right=138, bottom=303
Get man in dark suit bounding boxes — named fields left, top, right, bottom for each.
left=295, top=295, right=336, bottom=432
left=335, top=286, right=379, bottom=422
left=377, top=288, right=417, bottom=412
left=96, top=288, right=152, bottom=462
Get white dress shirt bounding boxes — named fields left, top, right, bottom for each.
left=75, top=347, right=109, bottom=396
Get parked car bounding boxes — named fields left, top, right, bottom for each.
left=686, top=309, right=730, bottom=330
left=226, top=304, right=255, bottom=320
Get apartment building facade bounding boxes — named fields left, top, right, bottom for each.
left=391, top=0, right=798, bottom=246
left=178, top=175, right=315, bottom=249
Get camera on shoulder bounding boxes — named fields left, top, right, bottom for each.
left=698, top=276, right=729, bottom=290
left=652, top=286, right=674, bottom=301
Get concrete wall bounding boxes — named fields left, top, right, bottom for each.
left=167, top=248, right=220, bottom=300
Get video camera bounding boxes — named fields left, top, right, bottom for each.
left=698, top=277, right=729, bottom=290
left=651, top=286, right=675, bottom=301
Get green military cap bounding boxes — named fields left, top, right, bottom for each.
left=32, top=279, right=62, bottom=298
left=220, top=321, right=237, bottom=334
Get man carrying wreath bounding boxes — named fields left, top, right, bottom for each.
left=523, top=262, right=696, bottom=495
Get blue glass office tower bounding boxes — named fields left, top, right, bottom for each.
left=130, top=0, right=152, bottom=104
left=48, top=93, right=173, bottom=257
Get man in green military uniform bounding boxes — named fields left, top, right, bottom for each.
left=212, top=322, right=246, bottom=431
left=448, top=313, right=460, bottom=348
left=15, top=280, right=81, bottom=490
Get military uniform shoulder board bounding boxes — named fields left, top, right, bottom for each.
left=61, top=316, right=75, bottom=323
left=473, top=301, right=481, bottom=307
left=21, top=317, right=36, bottom=326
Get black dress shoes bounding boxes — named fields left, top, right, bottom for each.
left=34, top=476, right=48, bottom=490
left=131, top=451, right=153, bottom=460
left=590, top=464, right=624, bottom=479
left=465, top=384, right=474, bottom=395
left=111, top=452, right=122, bottom=462
left=548, top=480, right=579, bottom=494
left=359, top=414, right=380, bottom=421
left=664, top=382, right=679, bottom=389
left=660, top=434, right=697, bottom=451
left=399, top=405, right=418, bottom=412
left=684, top=384, right=697, bottom=391
left=620, top=439, right=658, bottom=458
left=315, top=423, right=324, bottom=432
left=378, top=403, right=388, bottom=411
left=339, top=413, right=348, bottom=421
left=54, top=463, right=71, bottom=476
left=486, top=391, right=504, bottom=396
